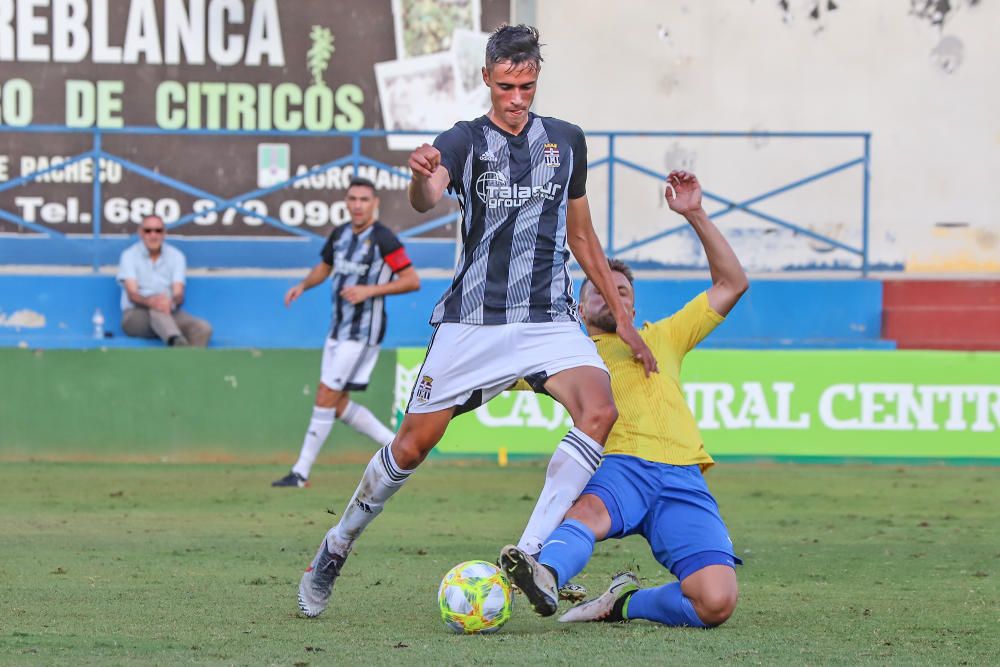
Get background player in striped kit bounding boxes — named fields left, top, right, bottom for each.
left=296, top=25, right=657, bottom=618
left=272, top=178, right=419, bottom=488
left=501, top=171, right=748, bottom=628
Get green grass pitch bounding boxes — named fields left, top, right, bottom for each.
left=2, top=461, right=998, bottom=665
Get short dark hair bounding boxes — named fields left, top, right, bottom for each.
left=485, top=24, right=543, bottom=70
left=580, top=258, right=635, bottom=299
left=347, top=177, right=376, bottom=194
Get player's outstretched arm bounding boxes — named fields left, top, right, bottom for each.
left=566, top=195, right=658, bottom=375
left=285, top=262, right=333, bottom=306
left=408, top=144, right=450, bottom=213
left=666, top=170, right=749, bottom=317
left=340, top=266, right=420, bottom=305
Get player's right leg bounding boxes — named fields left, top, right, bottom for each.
left=298, top=408, right=452, bottom=617
left=298, top=322, right=522, bottom=617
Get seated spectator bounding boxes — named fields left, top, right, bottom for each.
left=117, top=215, right=212, bottom=347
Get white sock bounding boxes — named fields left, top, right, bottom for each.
left=517, top=427, right=603, bottom=556
left=325, top=444, right=412, bottom=555
left=339, top=400, right=395, bottom=447
left=291, top=406, right=337, bottom=479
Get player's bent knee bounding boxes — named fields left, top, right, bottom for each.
left=695, top=587, right=738, bottom=627
left=576, top=403, right=618, bottom=440
left=391, top=416, right=448, bottom=469
left=390, top=437, right=432, bottom=469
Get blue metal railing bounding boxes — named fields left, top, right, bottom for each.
left=0, top=126, right=871, bottom=274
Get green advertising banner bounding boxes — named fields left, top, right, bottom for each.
left=394, top=349, right=1000, bottom=461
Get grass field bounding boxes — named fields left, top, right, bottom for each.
left=2, top=460, right=998, bottom=665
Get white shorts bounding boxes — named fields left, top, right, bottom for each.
left=406, top=321, right=608, bottom=415
left=320, top=338, right=380, bottom=392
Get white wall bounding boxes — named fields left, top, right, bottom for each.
left=521, top=0, right=999, bottom=273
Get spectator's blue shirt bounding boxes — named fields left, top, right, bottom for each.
left=116, top=241, right=186, bottom=311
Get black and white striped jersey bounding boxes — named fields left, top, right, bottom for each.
left=431, top=112, right=588, bottom=325
left=321, top=222, right=412, bottom=345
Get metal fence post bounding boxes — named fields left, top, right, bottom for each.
left=607, top=134, right=615, bottom=255
left=352, top=133, right=361, bottom=177
left=92, top=130, right=102, bottom=273
left=862, top=133, right=871, bottom=277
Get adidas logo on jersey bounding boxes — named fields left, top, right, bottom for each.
left=479, top=150, right=497, bottom=162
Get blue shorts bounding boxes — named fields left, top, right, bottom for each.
left=582, top=454, right=742, bottom=581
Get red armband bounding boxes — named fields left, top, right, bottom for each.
left=384, top=247, right=412, bottom=272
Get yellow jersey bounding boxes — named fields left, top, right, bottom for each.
left=593, top=291, right=723, bottom=470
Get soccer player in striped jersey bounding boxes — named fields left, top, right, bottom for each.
left=501, top=170, right=749, bottom=628
left=297, top=25, right=656, bottom=617
left=272, top=178, right=419, bottom=488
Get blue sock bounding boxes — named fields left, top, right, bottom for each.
left=626, top=582, right=707, bottom=627
left=537, top=519, right=595, bottom=588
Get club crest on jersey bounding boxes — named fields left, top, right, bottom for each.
left=415, top=375, right=433, bottom=402
left=475, top=171, right=563, bottom=209
left=543, top=143, right=560, bottom=167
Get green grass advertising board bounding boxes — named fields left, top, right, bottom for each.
left=395, top=349, right=1000, bottom=461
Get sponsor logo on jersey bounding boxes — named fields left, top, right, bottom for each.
left=543, top=143, right=561, bottom=167
left=334, top=252, right=371, bottom=276
left=479, top=150, right=497, bottom=162
left=475, top=171, right=563, bottom=209
left=415, top=375, right=434, bottom=402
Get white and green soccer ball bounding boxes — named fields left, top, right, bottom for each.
left=437, top=560, right=513, bottom=634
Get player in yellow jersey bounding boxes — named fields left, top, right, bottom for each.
left=501, top=170, right=749, bottom=628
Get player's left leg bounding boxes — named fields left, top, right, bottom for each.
left=277, top=341, right=391, bottom=487
left=505, top=455, right=655, bottom=617
left=623, top=560, right=737, bottom=628
left=559, top=563, right=737, bottom=626
left=626, top=465, right=740, bottom=627
left=274, top=383, right=346, bottom=487
left=500, top=494, right=610, bottom=616
left=680, top=563, right=738, bottom=626
left=334, top=343, right=395, bottom=445
left=515, top=363, right=616, bottom=556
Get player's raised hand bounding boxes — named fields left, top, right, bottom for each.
left=284, top=283, right=305, bottom=307
left=409, top=144, right=442, bottom=179
left=665, top=170, right=703, bottom=215
left=617, top=321, right=659, bottom=376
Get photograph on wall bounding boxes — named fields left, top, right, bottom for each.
left=375, top=51, right=460, bottom=150
left=451, top=28, right=491, bottom=108
left=391, top=0, right=482, bottom=58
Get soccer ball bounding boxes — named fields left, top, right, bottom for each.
left=437, top=560, right=513, bottom=634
